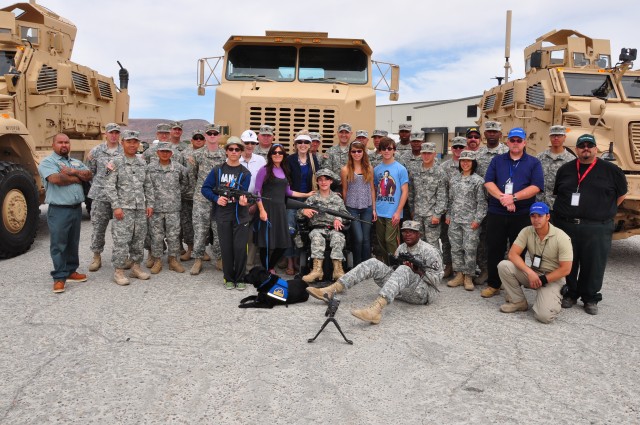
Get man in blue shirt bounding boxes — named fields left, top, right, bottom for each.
left=38, top=133, right=93, bottom=293
left=482, top=128, right=544, bottom=298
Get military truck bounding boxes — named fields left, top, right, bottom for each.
left=478, top=29, right=640, bottom=239
left=0, top=1, right=129, bottom=258
left=197, top=31, right=399, bottom=152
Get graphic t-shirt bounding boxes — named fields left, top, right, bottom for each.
left=374, top=161, right=409, bottom=219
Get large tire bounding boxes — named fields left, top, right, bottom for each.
left=0, top=162, right=40, bottom=259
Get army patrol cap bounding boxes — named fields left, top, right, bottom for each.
left=156, top=123, right=171, bottom=133
left=398, top=123, right=412, bottom=132
left=105, top=123, right=120, bottom=133
left=400, top=220, right=421, bottom=232
left=205, top=123, right=221, bottom=134
left=170, top=121, right=183, bottom=130
left=576, top=134, right=597, bottom=147
left=451, top=136, right=467, bottom=147
left=355, top=130, right=369, bottom=138
left=309, top=132, right=321, bottom=141
left=338, top=123, right=352, bottom=133
left=225, top=136, right=245, bottom=150
left=484, top=121, right=502, bottom=132
left=157, top=142, right=173, bottom=152
left=122, top=130, right=140, bottom=141
left=259, top=125, right=274, bottom=135
left=192, top=129, right=205, bottom=137
left=410, top=132, right=424, bottom=141
left=372, top=129, right=388, bottom=137
left=420, top=142, right=436, bottom=153
left=549, top=125, right=567, bottom=136
left=315, top=168, right=338, bottom=181
left=241, top=129, right=258, bottom=143
left=459, top=150, right=477, bottom=161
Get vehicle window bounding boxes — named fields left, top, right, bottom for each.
left=0, top=51, right=16, bottom=75
left=596, top=54, right=611, bottom=69
left=226, top=45, right=296, bottom=82
left=20, top=26, right=38, bottom=44
left=573, top=53, right=590, bottom=67
left=299, top=47, right=368, bottom=84
left=621, top=75, right=640, bottom=99
left=564, top=72, right=617, bottom=99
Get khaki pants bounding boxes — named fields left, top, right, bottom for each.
left=497, top=260, right=563, bottom=324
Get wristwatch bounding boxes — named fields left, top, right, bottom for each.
left=513, top=195, right=518, bottom=202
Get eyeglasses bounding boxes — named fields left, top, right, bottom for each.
left=296, top=140, right=311, bottom=145
left=451, top=146, right=465, bottom=150
left=271, top=151, right=284, bottom=156
left=206, top=131, right=220, bottom=136
left=350, top=150, right=363, bottom=154
left=509, top=138, right=525, bottom=144
left=576, top=143, right=595, bottom=149
left=244, top=142, right=258, bottom=145
left=381, top=146, right=395, bottom=151
left=192, top=136, right=205, bottom=141
left=226, top=147, right=242, bottom=152
left=467, top=135, right=480, bottom=140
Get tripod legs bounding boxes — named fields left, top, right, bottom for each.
left=308, top=318, right=353, bottom=344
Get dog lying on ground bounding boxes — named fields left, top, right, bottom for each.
left=239, top=266, right=310, bottom=309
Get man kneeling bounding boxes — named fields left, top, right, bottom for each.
left=307, top=221, right=443, bottom=324
left=497, top=202, right=573, bottom=323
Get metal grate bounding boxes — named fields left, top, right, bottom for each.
left=0, top=99, right=12, bottom=111
left=482, top=94, right=496, bottom=111
left=97, top=80, right=113, bottom=99
left=501, top=88, right=514, bottom=107
left=630, top=122, right=640, bottom=164
left=563, top=115, right=582, bottom=127
left=36, top=65, right=57, bottom=92
left=71, top=71, right=91, bottom=93
left=526, top=83, right=545, bottom=108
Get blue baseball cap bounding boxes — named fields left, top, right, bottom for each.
left=530, top=202, right=550, bottom=215
left=508, top=127, right=526, bottom=139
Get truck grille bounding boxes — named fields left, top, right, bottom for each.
left=0, top=98, right=12, bottom=111
left=526, top=83, right=545, bottom=108
left=501, top=88, right=514, bottom=107
left=482, top=94, right=496, bottom=112
left=630, top=122, right=640, bottom=164
left=563, top=115, right=582, bottom=127
left=71, top=71, right=91, bottom=94
left=97, top=80, right=113, bottom=99
left=248, top=105, right=337, bottom=151
left=36, top=65, right=57, bottom=93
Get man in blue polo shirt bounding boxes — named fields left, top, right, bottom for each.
left=481, top=127, right=544, bottom=298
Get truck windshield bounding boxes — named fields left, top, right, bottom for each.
left=563, top=72, right=617, bottom=99
left=621, top=75, right=640, bottom=100
left=0, top=51, right=16, bottom=76
left=226, top=45, right=296, bottom=82
left=299, top=47, right=368, bottom=84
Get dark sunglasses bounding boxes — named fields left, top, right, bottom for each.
left=226, top=147, right=242, bottom=152
left=467, top=135, right=480, bottom=140
left=451, top=146, right=465, bottom=150
left=206, top=131, right=220, bottom=136
left=509, top=139, right=525, bottom=144
left=296, top=140, right=311, bottom=145
left=351, top=149, right=363, bottom=154
left=381, top=146, right=395, bottom=151
left=576, top=143, right=595, bottom=149
left=192, top=136, right=205, bottom=141
left=271, top=151, right=285, bottom=156
left=244, top=141, right=258, bottom=145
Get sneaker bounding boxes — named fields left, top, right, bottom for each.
left=53, top=281, right=65, bottom=293
left=224, top=280, right=235, bottom=290
left=66, top=272, right=87, bottom=282
left=584, top=302, right=599, bottom=315
left=561, top=297, right=577, bottom=309
left=480, top=286, right=500, bottom=298
left=236, top=282, right=247, bottom=291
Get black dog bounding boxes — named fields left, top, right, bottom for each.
left=239, top=266, right=309, bottom=309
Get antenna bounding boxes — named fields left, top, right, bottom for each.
left=504, top=10, right=512, bottom=84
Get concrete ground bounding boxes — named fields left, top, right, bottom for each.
left=1, top=209, right=639, bottom=424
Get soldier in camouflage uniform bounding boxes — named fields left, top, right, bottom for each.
left=179, top=130, right=206, bottom=262
left=396, top=123, right=412, bottom=152
left=397, top=132, right=424, bottom=172
left=143, top=123, right=172, bottom=164
left=309, top=132, right=321, bottom=155
left=536, top=125, right=575, bottom=210
left=368, top=129, right=387, bottom=168
left=307, top=220, right=443, bottom=324
left=446, top=150, right=488, bottom=291
left=438, top=136, right=467, bottom=277
left=322, top=123, right=352, bottom=176
left=254, top=124, right=274, bottom=159
left=299, top=169, right=350, bottom=283
left=147, top=143, right=188, bottom=274
left=169, top=121, right=191, bottom=152
left=85, top=123, right=124, bottom=271
left=408, top=142, right=447, bottom=250
left=104, top=130, right=154, bottom=286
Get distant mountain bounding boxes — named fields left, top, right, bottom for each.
left=124, top=119, right=211, bottom=142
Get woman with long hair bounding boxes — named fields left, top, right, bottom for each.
left=255, top=144, right=313, bottom=273
left=340, top=140, right=377, bottom=267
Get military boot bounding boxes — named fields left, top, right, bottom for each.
left=332, top=259, right=345, bottom=280
left=306, top=280, right=345, bottom=301
left=88, top=253, right=101, bottom=272
left=215, top=258, right=223, bottom=271
left=190, top=258, right=203, bottom=275
left=113, top=269, right=130, bottom=286
left=351, top=296, right=388, bottom=324
left=473, top=269, right=488, bottom=286
left=123, top=258, right=134, bottom=270
left=129, top=263, right=150, bottom=280
left=463, top=274, right=475, bottom=291
left=202, top=251, right=211, bottom=261
left=168, top=256, right=185, bottom=273
left=447, top=272, right=464, bottom=287
left=180, top=244, right=193, bottom=261
left=303, top=259, right=324, bottom=283
left=150, top=258, right=163, bottom=274
left=443, top=263, right=453, bottom=278
left=145, top=250, right=155, bottom=268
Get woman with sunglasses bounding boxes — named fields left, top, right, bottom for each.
left=340, top=140, right=376, bottom=267
left=255, top=144, right=314, bottom=273
left=284, top=132, right=321, bottom=275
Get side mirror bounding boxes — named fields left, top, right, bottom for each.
left=590, top=98, right=606, bottom=116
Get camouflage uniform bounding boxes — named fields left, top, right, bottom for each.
left=191, top=148, right=227, bottom=260
left=396, top=142, right=411, bottom=152
left=105, top=156, right=154, bottom=268
left=368, top=151, right=383, bottom=168
left=299, top=191, right=349, bottom=260
left=86, top=142, right=123, bottom=253
left=339, top=240, right=443, bottom=304
left=447, top=173, right=487, bottom=275
left=438, top=158, right=459, bottom=265
left=254, top=145, right=271, bottom=159
left=322, top=145, right=350, bottom=175
left=148, top=160, right=188, bottom=258
left=408, top=164, right=447, bottom=249
left=397, top=152, right=422, bottom=174
left=180, top=145, right=202, bottom=245
left=536, top=148, right=574, bottom=209
left=143, top=142, right=185, bottom=165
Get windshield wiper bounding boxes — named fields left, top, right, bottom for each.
left=302, top=77, right=348, bottom=85
left=231, top=74, right=275, bottom=82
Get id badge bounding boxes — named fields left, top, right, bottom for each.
left=504, top=182, right=514, bottom=195
left=532, top=255, right=542, bottom=268
left=571, top=192, right=580, bottom=206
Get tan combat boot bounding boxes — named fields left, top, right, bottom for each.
left=123, top=258, right=134, bottom=270
left=463, top=274, right=475, bottom=291
left=215, top=258, right=223, bottom=271
left=306, top=280, right=345, bottom=301
left=129, top=263, right=150, bottom=280
left=202, top=251, right=211, bottom=261
left=180, top=244, right=193, bottom=261
left=332, top=259, right=345, bottom=280
left=150, top=258, right=163, bottom=274
left=190, top=258, right=203, bottom=275
left=447, top=272, right=464, bottom=287
left=443, top=263, right=453, bottom=278
left=113, top=269, right=130, bottom=286
left=500, top=299, right=528, bottom=313
left=145, top=250, right=155, bottom=268
left=351, top=296, right=388, bottom=324
left=303, top=259, right=324, bottom=283
left=168, top=256, right=185, bottom=273
left=88, top=253, right=101, bottom=272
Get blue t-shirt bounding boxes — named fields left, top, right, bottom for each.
left=374, top=161, right=409, bottom=219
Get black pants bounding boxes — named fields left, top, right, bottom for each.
left=554, top=219, right=613, bottom=303
left=260, top=247, right=286, bottom=271
left=486, top=213, right=531, bottom=289
left=217, top=220, right=250, bottom=284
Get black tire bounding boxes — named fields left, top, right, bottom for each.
left=0, top=162, right=40, bottom=259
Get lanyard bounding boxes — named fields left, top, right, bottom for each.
left=509, top=160, right=520, bottom=180
left=576, top=158, right=597, bottom=191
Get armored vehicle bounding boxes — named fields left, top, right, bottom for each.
left=197, top=31, right=399, bottom=152
left=479, top=29, right=639, bottom=239
left=0, top=1, right=129, bottom=258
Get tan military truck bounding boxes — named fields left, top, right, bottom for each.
left=197, top=31, right=399, bottom=152
left=478, top=29, right=640, bottom=239
left=0, top=1, right=129, bottom=258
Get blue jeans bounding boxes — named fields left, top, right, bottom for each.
left=347, top=206, right=373, bottom=267
left=47, top=205, right=82, bottom=281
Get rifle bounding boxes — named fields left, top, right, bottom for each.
left=389, top=252, right=440, bottom=291
left=211, top=186, right=271, bottom=203
left=285, top=198, right=372, bottom=225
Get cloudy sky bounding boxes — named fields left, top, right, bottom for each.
left=27, top=0, right=639, bottom=121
